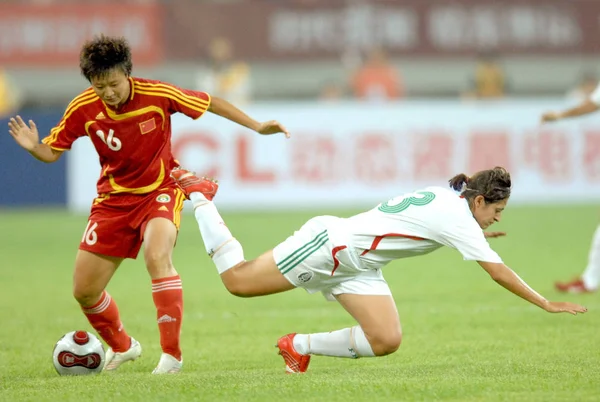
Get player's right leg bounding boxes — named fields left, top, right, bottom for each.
left=77, top=202, right=147, bottom=371
left=173, top=169, right=296, bottom=296
left=73, top=250, right=141, bottom=371
left=556, top=224, right=600, bottom=293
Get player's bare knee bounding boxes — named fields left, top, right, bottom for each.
left=368, top=329, right=402, bottom=356
left=143, top=248, right=173, bottom=276
left=224, top=284, right=253, bottom=298
left=73, top=287, right=102, bottom=307
left=220, top=267, right=255, bottom=298
left=221, top=277, right=252, bottom=298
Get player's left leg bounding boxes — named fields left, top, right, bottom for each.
left=277, top=273, right=400, bottom=373
left=138, top=187, right=187, bottom=374
left=143, top=217, right=184, bottom=374
left=333, top=293, right=401, bottom=356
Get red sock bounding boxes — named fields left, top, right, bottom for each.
left=152, top=275, right=183, bottom=361
left=82, top=291, right=131, bottom=352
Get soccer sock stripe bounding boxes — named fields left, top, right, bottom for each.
left=152, top=275, right=183, bottom=361
left=152, top=277, right=183, bottom=293
left=152, top=281, right=183, bottom=288
left=81, top=291, right=111, bottom=314
left=152, top=279, right=183, bottom=288
left=81, top=291, right=131, bottom=353
left=152, top=283, right=183, bottom=291
left=152, top=280, right=182, bottom=287
left=152, top=285, right=184, bottom=293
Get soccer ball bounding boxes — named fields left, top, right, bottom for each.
left=52, top=331, right=105, bottom=375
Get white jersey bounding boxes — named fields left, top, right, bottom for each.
left=340, top=186, right=503, bottom=270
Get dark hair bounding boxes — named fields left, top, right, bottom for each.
left=449, top=166, right=511, bottom=204
left=79, top=35, right=132, bottom=82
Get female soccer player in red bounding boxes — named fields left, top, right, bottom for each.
left=8, top=35, right=289, bottom=374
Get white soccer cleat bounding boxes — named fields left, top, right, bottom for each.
left=152, top=353, right=182, bottom=374
left=103, top=337, right=142, bottom=371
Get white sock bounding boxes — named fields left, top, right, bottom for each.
left=582, top=225, right=600, bottom=290
left=190, top=192, right=244, bottom=274
left=212, top=239, right=245, bottom=274
left=293, top=326, right=376, bottom=358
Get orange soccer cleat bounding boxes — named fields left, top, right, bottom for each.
left=171, top=167, right=218, bottom=201
left=276, top=333, right=311, bottom=374
left=555, top=278, right=596, bottom=294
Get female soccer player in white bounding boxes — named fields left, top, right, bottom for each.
left=542, top=88, right=600, bottom=293
left=172, top=166, right=587, bottom=373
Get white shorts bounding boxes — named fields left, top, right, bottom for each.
left=273, top=215, right=392, bottom=300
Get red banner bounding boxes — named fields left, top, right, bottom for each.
left=164, top=0, right=600, bottom=61
left=0, top=4, right=163, bottom=67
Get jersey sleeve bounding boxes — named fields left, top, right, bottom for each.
left=41, top=100, right=86, bottom=151
left=589, top=82, right=600, bottom=105
left=163, top=83, right=211, bottom=120
left=436, top=219, right=503, bottom=263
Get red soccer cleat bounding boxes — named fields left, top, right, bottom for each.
left=276, top=333, right=311, bottom=374
left=555, top=278, right=596, bottom=294
left=171, top=167, right=218, bottom=201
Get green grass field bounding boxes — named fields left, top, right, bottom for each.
left=1, top=206, right=599, bottom=401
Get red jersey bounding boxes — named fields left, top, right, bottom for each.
left=42, top=77, right=211, bottom=195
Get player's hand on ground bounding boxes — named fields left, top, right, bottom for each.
left=484, top=231, right=506, bottom=238
left=256, top=120, right=290, bottom=138
left=544, top=301, right=587, bottom=315
left=540, top=112, right=561, bottom=123
left=8, top=115, right=40, bottom=151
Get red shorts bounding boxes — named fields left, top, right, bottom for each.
left=79, top=185, right=186, bottom=259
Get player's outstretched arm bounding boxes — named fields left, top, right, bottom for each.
left=541, top=99, right=599, bottom=123
left=484, top=231, right=506, bottom=238
left=478, top=261, right=588, bottom=315
left=208, top=96, right=290, bottom=138
left=8, top=115, right=62, bottom=163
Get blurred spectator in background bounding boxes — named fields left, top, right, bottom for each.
left=319, top=80, right=345, bottom=103
left=0, top=67, right=23, bottom=119
left=462, top=52, right=506, bottom=100
left=351, top=48, right=403, bottom=102
left=195, top=37, right=252, bottom=106
left=566, top=71, right=598, bottom=102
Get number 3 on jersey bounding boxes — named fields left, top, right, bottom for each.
left=378, top=191, right=436, bottom=214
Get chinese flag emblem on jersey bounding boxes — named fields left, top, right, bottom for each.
left=139, top=118, right=156, bottom=135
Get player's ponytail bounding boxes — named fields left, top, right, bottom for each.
left=450, top=166, right=511, bottom=204
left=448, top=173, right=469, bottom=191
